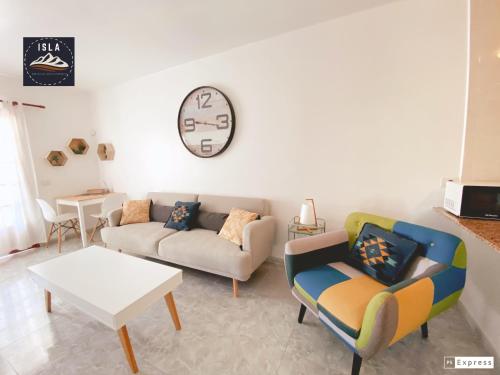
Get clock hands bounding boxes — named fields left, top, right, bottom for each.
left=195, top=120, right=219, bottom=126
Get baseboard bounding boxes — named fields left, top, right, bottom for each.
left=266, top=256, right=283, bottom=266
left=456, top=301, right=499, bottom=359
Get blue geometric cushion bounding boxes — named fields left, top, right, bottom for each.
left=348, top=223, right=419, bottom=285
left=165, top=201, right=201, bottom=231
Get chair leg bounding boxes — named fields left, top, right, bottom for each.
left=89, top=219, right=100, bottom=243
left=71, top=219, right=79, bottom=236
left=57, top=225, right=62, bottom=253
left=46, top=223, right=55, bottom=248
left=352, top=353, right=362, bottom=375
left=421, top=322, right=428, bottom=339
left=298, top=304, right=307, bottom=324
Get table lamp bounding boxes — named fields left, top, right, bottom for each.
left=299, top=198, right=317, bottom=226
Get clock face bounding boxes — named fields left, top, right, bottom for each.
left=178, top=86, right=235, bottom=158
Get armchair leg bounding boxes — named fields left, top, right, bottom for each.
left=298, top=304, right=307, bottom=324
left=421, top=322, right=428, bottom=339
left=352, top=353, right=362, bottom=375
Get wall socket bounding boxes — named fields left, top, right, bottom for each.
left=440, top=177, right=456, bottom=188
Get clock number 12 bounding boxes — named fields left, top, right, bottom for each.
left=196, top=92, right=212, bottom=109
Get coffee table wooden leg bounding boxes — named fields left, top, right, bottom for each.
left=164, top=292, right=181, bottom=330
left=44, top=290, right=51, bottom=313
left=118, top=325, right=138, bottom=373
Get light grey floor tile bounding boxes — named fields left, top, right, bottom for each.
left=0, top=237, right=495, bottom=375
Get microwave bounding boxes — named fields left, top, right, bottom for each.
left=444, top=181, right=500, bottom=220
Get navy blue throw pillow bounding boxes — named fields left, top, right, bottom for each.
left=164, top=201, right=201, bottom=231
left=347, top=223, right=419, bottom=285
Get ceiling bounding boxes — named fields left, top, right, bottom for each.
left=0, top=0, right=397, bottom=90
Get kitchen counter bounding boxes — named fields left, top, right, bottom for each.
left=434, top=207, right=500, bottom=252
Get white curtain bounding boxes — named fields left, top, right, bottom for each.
left=0, top=102, right=45, bottom=255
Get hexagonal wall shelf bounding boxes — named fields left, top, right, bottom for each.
left=68, top=138, right=89, bottom=155
left=97, top=143, right=115, bottom=161
left=46, top=151, right=68, bottom=166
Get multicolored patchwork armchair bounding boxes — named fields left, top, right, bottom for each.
left=284, top=212, right=467, bottom=375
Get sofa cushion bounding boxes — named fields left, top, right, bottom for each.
left=158, top=228, right=253, bottom=280
left=198, top=194, right=268, bottom=216
left=219, top=208, right=259, bottom=246
left=348, top=223, right=419, bottom=285
left=147, top=192, right=198, bottom=206
left=194, top=211, right=228, bottom=232
left=294, top=261, right=387, bottom=339
left=120, top=199, right=151, bottom=225
left=165, top=201, right=201, bottom=231
left=293, top=262, right=364, bottom=306
left=318, top=275, right=386, bottom=338
left=101, top=222, right=176, bottom=256
left=150, top=204, right=174, bottom=223
left=294, top=265, right=350, bottom=307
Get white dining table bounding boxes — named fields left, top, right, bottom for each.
left=56, top=192, right=116, bottom=247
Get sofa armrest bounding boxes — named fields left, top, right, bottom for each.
left=284, top=229, right=349, bottom=287
left=242, top=216, right=276, bottom=269
left=107, top=208, right=123, bottom=227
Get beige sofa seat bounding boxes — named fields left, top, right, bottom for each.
left=101, top=222, right=176, bottom=256
left=158, top=228, right=253, bottom=281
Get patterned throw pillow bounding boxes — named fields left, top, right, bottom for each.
left=218, top=208, right=259, bottom=246
left=120, top=199, right=152, bottom=225
left=164, top=201, right=201, bottom=231
left=347, top=223, right=419, bottom=285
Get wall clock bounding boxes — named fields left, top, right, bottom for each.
left=178, top=86, right=235, bottom=158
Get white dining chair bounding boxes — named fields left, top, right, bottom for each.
left=89, top=193, right=126, bottom=242
left=36, top=198, right=80, bottom=253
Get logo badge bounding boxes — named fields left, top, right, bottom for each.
left=23, top=37, right=74, bottom=86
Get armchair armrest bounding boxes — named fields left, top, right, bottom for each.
left=242, top=216, right=276, bottom=269
left=107, top=208, right=123, bottom=227
left=284, top=229, right=349, bottom=288
left=356, top=263, right=466, bottom=359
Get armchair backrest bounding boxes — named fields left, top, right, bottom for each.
left=344, top=212, right=467, bottom=270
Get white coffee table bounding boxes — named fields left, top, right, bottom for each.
left=28, top=245, right=183, bottom=373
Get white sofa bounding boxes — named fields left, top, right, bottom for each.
left=101, top=192, right=276, bottom=296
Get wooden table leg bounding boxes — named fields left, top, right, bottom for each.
left=164, top=292, right=181, bottom=330
left=117, top=325, right=138, bottom=373
left=45, top=290, right=51, bottom=313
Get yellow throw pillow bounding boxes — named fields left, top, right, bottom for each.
left=120, top=199, right=151, bottom=225
left=219, top=208, right=259, bottom=246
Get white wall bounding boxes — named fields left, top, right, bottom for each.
left=0, top=76, right=101, bottom=228
left=94, top=0, right=468, bottom=258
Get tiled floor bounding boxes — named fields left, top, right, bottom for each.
left=0, top=237, right=496, bottom=375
